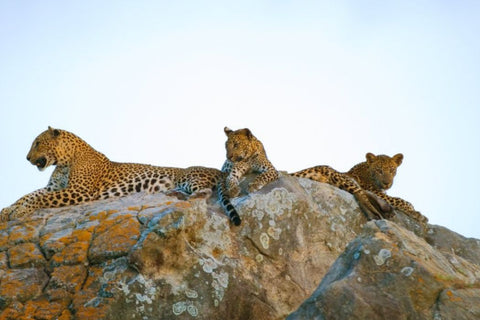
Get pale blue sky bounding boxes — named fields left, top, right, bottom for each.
left=1, top=1, right=479, bottom=238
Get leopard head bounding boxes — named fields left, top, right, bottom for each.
left=26, top=126, right=67, bottom=171
left=365, top=152, right=403, bottom=190
left=224, top=127, right=261, bottom=162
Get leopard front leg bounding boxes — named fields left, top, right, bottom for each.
left=175, top=167, right=219, bottom=199
left=0, top=188, right=50, bottom=221
left=248, top=166, right=279, bottom=193
left=291, top=166, right=392, bottom=220
left=0, top=204, right=21, bottom=221
left=374, top=192, right=428, bottom=223
left=223, top=161, right=250, bottom=198
left=329, top=170, right=393, bottom=220
left=1, top=187, right=93, bottom=221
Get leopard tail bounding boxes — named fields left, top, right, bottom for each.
left=217, top=179, right=241, bottom=226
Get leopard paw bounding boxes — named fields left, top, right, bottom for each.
left=410, top=210, right=428, bottom=224
left=248, top=180, right=266, bottom=194
left=0, top=206, right=14, bottom=221
left=226, top=183, right=240, bottom=198
left=165, top=190, right=189, bottom=200
left=0, top=204, right=30, bottom=221
left=190, top=188, right=213, bottom=199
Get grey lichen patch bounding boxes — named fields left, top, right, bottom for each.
left=185, top=288, right=198, bottom=299
left=187, top=303, right=199, bottom=317
left=210, top=269, right=229, bottom=306
left=212, top=279, right=225, bottom=302
left=198, top=256, right=231, bottom=308
left=260, top=233, right=270, bottom=249
left=267, top=226, right=282, bottom=240
left=172, top=300, right=199, bottom=317
left=199, top=257, right=218, bottom=274
left=251, top=209, right=265, bottom=221
left=212, top=270, right=229, bottom=288
left=116, top=273, right=158, bottom=315
left=199, top=210, right=233, bottom=253
left=172, top=301, right=187, bottom=315
left=374, top=248, right=392, bottom=266
left=242, top=188, right=297, bottom=222
left=401, top=266, right=414, bottom=276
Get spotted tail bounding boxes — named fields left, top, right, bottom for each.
left=217, top=179, right=241, bottom=226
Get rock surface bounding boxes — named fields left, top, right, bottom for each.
left=0, top=174, right=479, bottom=319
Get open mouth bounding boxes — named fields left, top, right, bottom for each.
left=35, top=157, right=47, bottom=170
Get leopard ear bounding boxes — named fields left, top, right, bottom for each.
left=224, top=127, right=233, bottom=136
left=48, top=126, right=60, bottom=137
left=366, top=152, right=376, bottom=163
left=393, top=153, right=403, bottom=166
left=241, top=128, right=253, bottom=139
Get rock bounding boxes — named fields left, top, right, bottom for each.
left=0, top=173, right=479, bottom=319
left=287, top=220, right=480, bottom=320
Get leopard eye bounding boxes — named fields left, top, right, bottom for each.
left=35, top=141, right=40, bottom=148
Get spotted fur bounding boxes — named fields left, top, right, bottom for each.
left=292, top=153, right=427, bottom=223
left=1, top=127, right=240, bottom=225
left=221, top=127, right=279, bottom=198
left=348, top=153, right=426, bottom=222
left=291, top=165, right=393, bottom=220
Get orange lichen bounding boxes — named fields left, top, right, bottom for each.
left=57, top=309, right=73, bottom=320
left=89, top=217, right=140, bottom=263
left=175, top=202, right=191, bottom=209
left=0, top=269, right=48, bottom=303
left=0, top=301, right=24, bottom=320
left=57, top=229, right=91, bottom=246
left=49, top=265, right=87, bottom=294
left=0, top=230, right=8, bottom=250
left=72, top=289, right=111, bottom=319
left=445, top=289, right=463, bottom=302
left=74, top=306, right=110, bottom=320
left=51, top=241, right=89, bottom=265
left=72, top=229, right=92, bottom=242
left=23, top=298, right=68, bottom=320
left=8, top=243, right=46, bottom=268
left=212, top=246, right=223, bottom=259
left=8, top=223, right=40, bottom=244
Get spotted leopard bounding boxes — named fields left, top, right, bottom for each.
left=348, top=152, right=426, bottom=222
left=1, top=127, right=241, bottom=225
left=291, top=153, right=427, bottom=223
left=291, top=165, right=392, bottom=220
left=221, top=127, right=279, bottom=198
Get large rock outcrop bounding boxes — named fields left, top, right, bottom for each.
left=0, top=174, right=479, bottom=319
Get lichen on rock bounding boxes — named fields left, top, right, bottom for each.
left=0, top=175, right=479, bottom=319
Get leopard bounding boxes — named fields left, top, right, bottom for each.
left=347, top=152, right=426, bottom=222
left=291, top=165, right=393, bottom=221
left=0, top=127, right=241, bottom=226
left=291, top=153, right=427, bottom=223
left=221, top=127, right=279, bottom=198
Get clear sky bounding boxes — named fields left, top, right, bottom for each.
left=1, top=1, right=479, bottom=238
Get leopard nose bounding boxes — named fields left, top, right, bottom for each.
left=27, top=155, right=30, bottom=161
